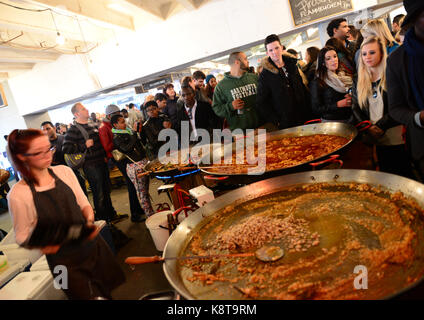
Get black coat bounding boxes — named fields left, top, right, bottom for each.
left=387, top=46, right=424, bottom=161
left=309, top=78, right=352, bottom=121
left=163, top=97, right=178, bottom=128
left=112, top=132, right=146, bottom=163
left=301, top=61, right=317, bottom=85
left=256, top=54, right=313, bottom=130
left=175, top=100, right=220, bottom=140
left=351, top=77, right=398, bottom=131
left=141, top=114, right=170, bottom=158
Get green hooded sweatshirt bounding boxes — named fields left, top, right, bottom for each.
left=212, top=71, right=260, bottom=130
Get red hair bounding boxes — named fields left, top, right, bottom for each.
left=7, top=129, right=45, bottom=183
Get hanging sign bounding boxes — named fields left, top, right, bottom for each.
left=288, top=0, right=353, bottom=27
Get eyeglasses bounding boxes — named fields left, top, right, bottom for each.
left=23, top=146, right=56, bottom=158
left=146, top=108, right=157, bottom=113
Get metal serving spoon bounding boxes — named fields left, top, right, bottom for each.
left=125, top=245, right=284, bottom=265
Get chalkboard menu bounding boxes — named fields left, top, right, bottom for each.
left=288, top=0, right=353, bottom=27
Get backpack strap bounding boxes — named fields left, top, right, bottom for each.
left=74, top=123, right=90, bottom=141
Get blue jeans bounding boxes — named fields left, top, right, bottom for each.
left=83, top=162, right=116, bottom=221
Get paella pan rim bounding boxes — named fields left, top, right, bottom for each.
left=162, top=169, right=424, bottom=300
left=197, top=122, right=358, bottom=176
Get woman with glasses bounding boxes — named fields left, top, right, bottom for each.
left=351, top=36, right=413, bottom=178
left=6, top=129, right=125, bottom=299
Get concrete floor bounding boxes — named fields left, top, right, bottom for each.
left=109, top=178, right=175, bottom=300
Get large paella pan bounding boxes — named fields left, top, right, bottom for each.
left=198, top=122, right=358, bottom=178
left=162, top=169, right=424, bottom=300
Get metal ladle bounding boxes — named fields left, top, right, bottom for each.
left=125, top=245, right=284, bottom=265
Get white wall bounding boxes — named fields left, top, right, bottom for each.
left=7, top=54, right=100, bottom=116
left=7, top=0, right=379, bottom=116
left=0, top=81, right=27, bottom=156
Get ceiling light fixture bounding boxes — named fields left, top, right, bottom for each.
left=50, top=10, right=65, bottom=46
left=56, top=32, right=65, bottom=45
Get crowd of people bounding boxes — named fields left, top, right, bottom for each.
left=4, top=0, right=424, bottom=299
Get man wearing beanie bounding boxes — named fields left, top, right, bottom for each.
left=99, top=104, right=144, bottom=223
left=388, top=0, right=424, bottom=181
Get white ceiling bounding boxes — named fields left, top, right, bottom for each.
left=0, top=0, right=210, bottom=80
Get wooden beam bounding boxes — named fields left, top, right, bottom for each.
left=0, top=46, right=60, bottom=63
left=0, top=62, right=34, bottom=71
left=0, top=4, right=106, bottom=43
left=160, top=2, right=179, bottom=19
left=175, top=0, right=195, bottom=10
left=28, top=0, right=135, bottom=30
left=176, top=0, right=206, bottom=10
left=125, top=0, right=165, bottom=20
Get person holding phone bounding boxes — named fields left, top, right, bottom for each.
left=6, top=129, right=125, bottom=299
left=309, top=46, right=354, bottom=122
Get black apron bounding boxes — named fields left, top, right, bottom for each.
left=27, top=168, right=125, bottom=300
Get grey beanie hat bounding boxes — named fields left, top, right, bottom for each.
left=105, top=104, right=120, bottom=116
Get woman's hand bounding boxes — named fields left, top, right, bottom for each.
left=337, top=94, right=352, bottom=108
left=41, top=245, right=60, bottom=255
left=86, top=222, right=100, bottom=241
left=367, top=125, right=384, bottom=139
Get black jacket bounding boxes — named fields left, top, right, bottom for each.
left=50, top=134, right=65, bottom=165
left=141, top=113, right=170, bottom=158
left=163, top=97, right=178, bottom=128
left=301, top=61, right=317, bottom=85
left=175, top=100, right=220, bottom=140
left=351, top=77, right=398, bottom=131
left=256, top=54, right=313, bottom=130
left=112, top=131, right=146, bottom=163
left=309, top=78, right=352, bottom=121
left=387, top=46, right=424, bottom=161
left=62, top=122, right=106, bottom=168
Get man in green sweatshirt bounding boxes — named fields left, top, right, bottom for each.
left=212, top=51, right=261, bottom=131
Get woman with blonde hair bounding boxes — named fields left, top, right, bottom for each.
left=351, top=36, right=412, bottom=178
left=361, top=19, right=400, bottom=55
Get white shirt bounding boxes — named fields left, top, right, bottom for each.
left=368, top=89, right=403, bottom=146
left=185, top=101, right=197, bottom=139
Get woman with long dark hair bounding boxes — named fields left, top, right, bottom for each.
left=204, top=74, right=217, bottom=101
left=6, top=129, right=125, bottom=299
left=309, top=46, right=353, bottom=122
left=301, top=46, right=320, bottom=84
left=325, top=38, right=356, bottom=76
left=352, top=36, right=413, bottom=178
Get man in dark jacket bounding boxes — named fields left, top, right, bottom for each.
left=63, top=103, right=118, bottom=222
left=327, top=18, right=356, bottom=55
left=163, top=83, right=179, bottom=128
left=387, top=0, right=424, bottom=180
left=99, top=104, right=143, bottom=223
left=41, top=121, right=65, bottom=166
left=142, top=101, right=172, bottom=158
left=175, top=84, right=219, bottom=143
left=256, top=34, right=313, bottom=130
